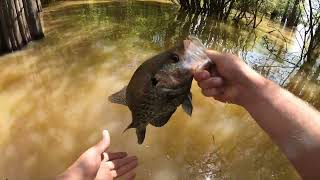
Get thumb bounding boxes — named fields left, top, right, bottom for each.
left=205, top=50, right=223, bottom=66
left=94, top=130, right=111, bottom=153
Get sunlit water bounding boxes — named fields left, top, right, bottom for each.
left=0, top=1, right=319, bottom=180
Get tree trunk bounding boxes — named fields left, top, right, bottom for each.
left=16, top=0, right=32, bottom=43
left=281, top=0, right=291, bottom=24
left=203, top=0, right=209, bottom=12
left=36, top=0, right=42, bottom=12
left=224, top=0, right=235, bottom=20
left=0, top=3, right=13, bottom=52
left=179, top=0, right=187, bottom=9
left=287, top=0, right=300, bottom=27
left=194, top=0, right=200, bottom=12
left=3, top=0, right=19, bottom=50
left=24, top=0, right=44, bottom=39
left=0, top=0, right=44, bottom=54
left=190, top=0, right=196, bottom=11
left=185, top=0, right=190, bottom=9
left=8, top=0, right=24, bottom=49
left=306, top=25, right=320, bottom=63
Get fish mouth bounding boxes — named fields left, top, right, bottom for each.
left=195, top=60, right=212, bottom=71
left=182, top=36, right=212, bottom=72
left=159, top=86, right=189, bottom=96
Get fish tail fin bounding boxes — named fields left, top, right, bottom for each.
left=136, top=127, right=146, bottom=144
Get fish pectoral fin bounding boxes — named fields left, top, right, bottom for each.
left=108, top=86, right=128, bottom=106
left=182, top=92, right=193, bottom=116
left=150, top=111, right=175, bottom=127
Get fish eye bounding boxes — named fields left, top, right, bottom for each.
left=151, top=77, right=158, bottom=86
left=172, top=54, right=179, bottom=63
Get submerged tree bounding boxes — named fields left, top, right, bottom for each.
left=176, top=0, right=236, bottom=20
left=175, top=0, right=288, bottom=28
left=174, top=0, right=307, bottom=29
left=285, top=0, right=320, bottom=109
left=286, top=0, right=302, bottom=26
left=0, top=0, right=44, bottom=54
left=232, top=0, right=267, bottom=28
left=161, top=9, right=258, bottom=53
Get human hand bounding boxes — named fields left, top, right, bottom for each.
left=56, top=130, right=138, bottom=180
left=194, top=50, right=266, bottom=106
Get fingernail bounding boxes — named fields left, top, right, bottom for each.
left=130, top=155, right=138, bottom=160
left=133, top=156, right=138, bottom=159
left=200, top=72, right=207, bottom=78
left=103, top=130, right=109, bottom=138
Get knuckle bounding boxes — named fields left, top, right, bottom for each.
left=194, top=74, right=200, bottom=81
left=202, top=89, right=211, bottom=97
left=110, top=170, right=117, bottom=177
left=198, top=81, right=205, bottom=88
left=213, top=77, right=223, bottom=85
left=199, top=82, right=206, bottom=89
left=208, top=78, right=215, bottom=84
left=106, top=161, right=115, bottom=169
left=224, top=52, right=234, bottom=58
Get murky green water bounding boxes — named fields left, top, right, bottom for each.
left=0, top=1, right=319, bottom=180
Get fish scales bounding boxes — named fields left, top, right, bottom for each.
left=109, top=36, right=211, bottom=144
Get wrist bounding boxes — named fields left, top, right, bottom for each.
left=56, top=168, right=82, bottom=180
left=56, top=172, right=72, bottom=180
left=237, top=70, right=275, bottom=109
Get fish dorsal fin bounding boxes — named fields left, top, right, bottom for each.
left=182, top=92, right=193, bottom=116
left=108, top=86, right=128, bottom=106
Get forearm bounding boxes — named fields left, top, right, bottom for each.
left=242, top=76, right=320, bottom=179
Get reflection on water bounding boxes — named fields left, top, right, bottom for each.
left=0, top=1, right=318, bottom=179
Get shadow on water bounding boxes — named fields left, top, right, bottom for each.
left=0, top=1, right=317, bottom=180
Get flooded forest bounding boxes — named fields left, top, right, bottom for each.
left=0, top=0, right=319, bottom=179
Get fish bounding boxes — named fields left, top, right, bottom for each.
left=108, top=36, right=211, bottom=144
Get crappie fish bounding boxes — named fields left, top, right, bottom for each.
left=109, top=36, right=211, bottom=144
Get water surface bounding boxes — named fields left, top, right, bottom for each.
left=0, top=1, right=319, bottom=179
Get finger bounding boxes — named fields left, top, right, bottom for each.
left=209, top=65, right=220, bottom=77
left=212, top=95, right=227, bottom=103
left=198, top=77, right=224, bottom=89
left=111, top=171, right=136, bottom=180
left=202, top=88, right=223, bottom=97
left=106, top=156, right=137, bottom=170
left=94, top=130, right=111, bottom=153
left=110, top=159, right=138, bottom=178
left=194, top=70, right=210, bottom=82
left=205, top=50, right=223, bottom=65
left=103, top=152, right=128, bottom=162
left=122, top=171, right=136, bottom=180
